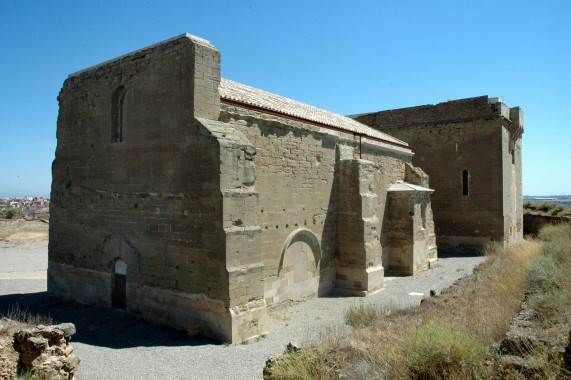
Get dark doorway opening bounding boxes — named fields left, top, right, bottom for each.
left=112, top=259, right=127, bottom=309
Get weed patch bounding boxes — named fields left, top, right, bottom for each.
left=0, top=305, right=53, bottom=336
left=269, top=346, right=332, bottom=380
left=344, top=303, right=391, bottom=328
left=401, top=320, right=492, bottom=379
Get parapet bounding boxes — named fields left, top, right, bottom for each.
left=351, top=96, right=523, bottom=130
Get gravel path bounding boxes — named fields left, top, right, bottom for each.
left=0, top=242, right=486, bottom=380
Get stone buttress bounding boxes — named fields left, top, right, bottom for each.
left=334, top=145, right=384, bottom=295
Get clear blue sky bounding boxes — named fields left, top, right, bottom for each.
left=1, top=1, right=569, bottom=197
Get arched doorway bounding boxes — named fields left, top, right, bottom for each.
left=278, top=228, right=322, bottom=301
left=112, top=259, right=127, bottom=309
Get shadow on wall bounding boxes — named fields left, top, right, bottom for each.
left=0, top=292, right=217, bottom=349
left=319, top=144, right=339, bottom=296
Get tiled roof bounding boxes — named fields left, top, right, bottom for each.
left=219, top=79, right=408, bottom=147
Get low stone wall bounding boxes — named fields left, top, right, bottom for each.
left=1, top=320, right=79, bottom=379
left=523, top=214, right=571, bottom=236
left=496, top=300, right=571, bottom=377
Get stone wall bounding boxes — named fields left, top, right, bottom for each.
left=354, top=96, right=496, bottom=128
left=354, top=96, right=523, bottom=253
left=523, top=214, right=571, bottom=236
left=0, top=321, right=79, bottom=380
left=220, top=105, right=414, bottom=304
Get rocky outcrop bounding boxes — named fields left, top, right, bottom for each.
left=12, top=322, right=79, bottom=379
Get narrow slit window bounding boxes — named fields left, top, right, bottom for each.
left=462, top=170, right=469, bottom=196
left=111, top=86, right=127, bottom=143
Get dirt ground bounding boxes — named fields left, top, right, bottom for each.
left=0, top=219, right=48, bottom=243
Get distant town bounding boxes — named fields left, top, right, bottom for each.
left=0, top=196, right=50, bottom=218
left=1, top=195, right=570, bottom=214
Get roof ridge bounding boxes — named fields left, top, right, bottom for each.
left=219, top=78, right=408, bottom=147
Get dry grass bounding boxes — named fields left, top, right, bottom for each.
left=269, top=346, right=335, bottom=380
left=268, top=238, right=548, bottom=379
left=15, top=371, right=48, bottom=380
left=0, top=304, right=53, bottom=336
left=400, top=320, right=492, bottom=379
left=343, top=302, right=392, bottom=328
left=521, top=224, right=571, bottom=379
left=527, top=224, right=571, bottom=326
left=418, top=240, right=543, bottom=342
left=524, top=200, right=571, bottom=216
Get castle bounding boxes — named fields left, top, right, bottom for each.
left=49, top=33, right=521, bottom=342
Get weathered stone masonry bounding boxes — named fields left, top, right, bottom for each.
left=49, top=34, right=437, bottom=342
left=353, top=97, right=524, bottom=253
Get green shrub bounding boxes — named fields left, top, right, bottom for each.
left=523, top=201, right=571, bottom=216
left=269, top=346, right=331, bottom=380
left=5, top=208, right=18, bottom=219
left=537, top=201, right=558, bottom=213
left=401, top=320, right=492, bottom=379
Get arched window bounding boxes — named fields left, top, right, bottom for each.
left=462, top=170, right=469, bottom=196
left=111, top=86, right=127, bottom=143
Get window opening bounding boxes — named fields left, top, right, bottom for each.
left=112, top=86, right=127, bottom=143
left=462, top=170, right=469, bottom=196
left=421, top=202, right=427, bottom=229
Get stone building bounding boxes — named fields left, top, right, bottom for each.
left=49, top=33, right=436, bottom=343
left=352, top=96, right=524, bottom=253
